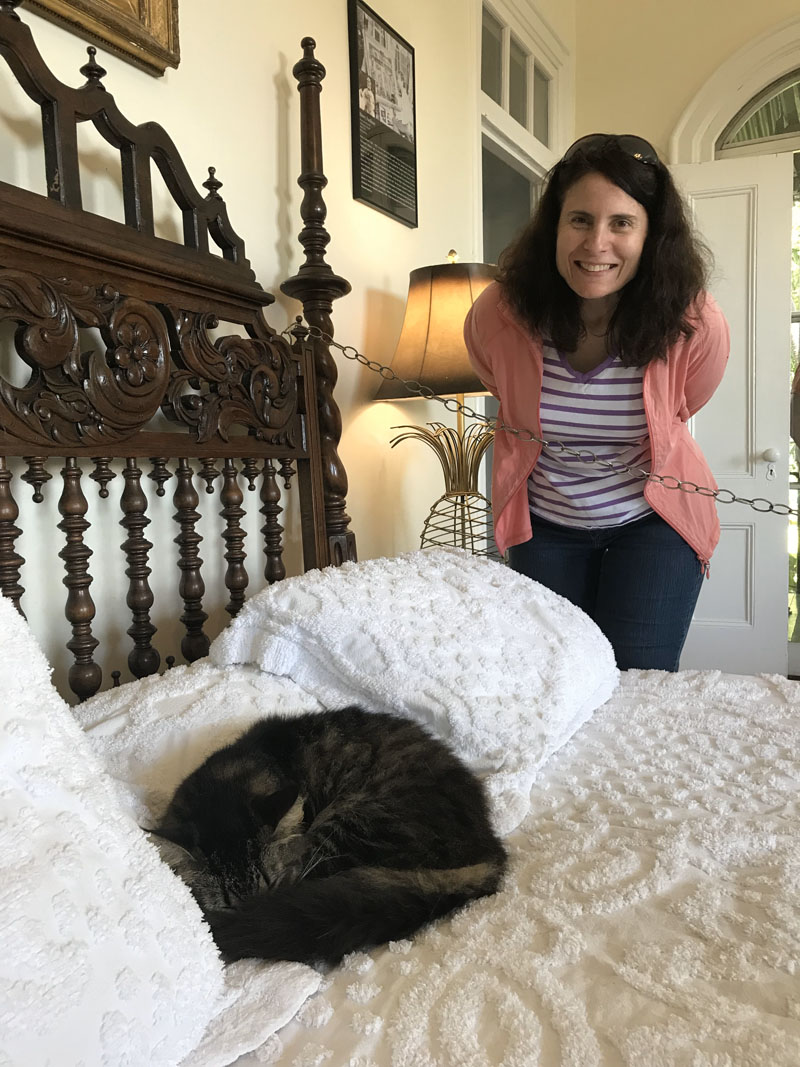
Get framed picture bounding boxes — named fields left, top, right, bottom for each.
left=347, top=0, right=417, bottom=228
left=26, top=0, right=179, bottom=77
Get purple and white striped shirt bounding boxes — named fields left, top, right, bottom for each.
left=527, top=345, right=653, bottom=528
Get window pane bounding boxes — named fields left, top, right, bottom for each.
left=509, top=36, right=528, bottom=127
left=482, top=146, right=535, bottom=264
left=533, top=62, right=550, bottom=146
left=724, top=74, right=800, bottom=147
left=481, top=6, right=503, bottom=105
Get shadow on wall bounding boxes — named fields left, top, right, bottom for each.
left=358, top=286, right=407, bottom=403
left=272, top=52, right=296, bottom=298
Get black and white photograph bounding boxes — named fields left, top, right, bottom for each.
left=348, top=0, right=417, bottom=227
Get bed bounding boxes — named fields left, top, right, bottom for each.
left=1, top=6, right=799, bottom=1067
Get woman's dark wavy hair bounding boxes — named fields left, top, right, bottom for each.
left=498, top=136, right=712, bottom=366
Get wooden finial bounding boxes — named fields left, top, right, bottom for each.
left=148, top=457, right=172, bottom=497
left=203, top=166, right=223, bottom=199
left=289, top=315, right=309, bottom=344
left=199, top=458, right=220, bottom=493
left=21, top=457, right=52, bottom=503
left=90, top=457, right=116, bottom=499
left=80, top=46, right=107, bottom=90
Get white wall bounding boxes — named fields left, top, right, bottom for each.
left=574, top=0, right=800, bottom=155
left=0, top=1, right=507, bottom=693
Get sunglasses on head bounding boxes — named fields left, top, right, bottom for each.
left=562, top=133, right=659, bottom=166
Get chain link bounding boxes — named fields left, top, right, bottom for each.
left=288, top=323, right=799, bottom=520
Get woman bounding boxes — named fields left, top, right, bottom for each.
left=464, top=133, right=729, bottom=671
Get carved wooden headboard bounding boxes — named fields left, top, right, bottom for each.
left=0, top=1, right=356, bottom=701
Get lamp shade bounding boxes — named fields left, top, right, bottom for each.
left=374, top=261, right=496, bottom=401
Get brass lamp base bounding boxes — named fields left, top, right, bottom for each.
left=390, top=414, right=502, bottom=560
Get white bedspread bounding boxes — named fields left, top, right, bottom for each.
left=78, top=549, right=619, bottom=1066
left=232, top=668, right=800, bottom=1066
left=75, top=552, right=800, bottom=1065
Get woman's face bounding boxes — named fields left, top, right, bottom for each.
left=555, top=172, right=649, bottom=307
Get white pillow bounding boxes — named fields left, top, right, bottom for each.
left=209, top=548, right=619, bottom=832
left=0, top=595, right=224, bottom=1067
left=75, top=661, right=324, bottom=831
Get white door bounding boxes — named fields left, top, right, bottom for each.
left=671, top=154, right=793, bottom=675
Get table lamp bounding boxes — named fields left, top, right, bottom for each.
left=375, top=254, right=499, bottom=558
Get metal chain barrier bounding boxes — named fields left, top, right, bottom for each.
left=287, top=322, right=798, bottom=520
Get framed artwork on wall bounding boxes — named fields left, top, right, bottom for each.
left=26, top=0, right=179, bottom=77
left=347, top=0, right=417, bottom=228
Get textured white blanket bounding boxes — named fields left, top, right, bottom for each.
left=254, top=669, right=800, bottom=1066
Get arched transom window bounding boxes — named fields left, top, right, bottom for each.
left=718, top=71, right=800, bottom=157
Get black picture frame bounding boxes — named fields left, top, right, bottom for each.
left=347, top=0, right=418, bottom=228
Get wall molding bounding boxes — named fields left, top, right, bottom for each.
left=669, top=15, right=800, bottom=163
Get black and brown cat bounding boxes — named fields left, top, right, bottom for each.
left=153, top=706, right=507, bottom=967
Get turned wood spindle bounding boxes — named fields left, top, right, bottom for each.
left=220, top=458, right=248, bottom=618
left=0, top=458, right=25, bottom=614
left=58, top=458, right=102, bottom=700
left=120, top=457, right=160, bottom=678
left=260, top=459, right=285, bottom=584
left=172, top=458, right=209, bottom=662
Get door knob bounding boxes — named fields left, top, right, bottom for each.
left=761, top=447, right=781, bottom=462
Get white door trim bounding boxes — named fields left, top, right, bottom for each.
left=669, top=15, right=800, bottom=164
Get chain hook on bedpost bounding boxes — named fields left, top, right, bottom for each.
left=281, top=37, right=357, bottom=569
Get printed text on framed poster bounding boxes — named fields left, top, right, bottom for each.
left=347, top=0, right=417, bottom=228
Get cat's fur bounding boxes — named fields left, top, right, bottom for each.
left=153, top=706, right=507, bottom=967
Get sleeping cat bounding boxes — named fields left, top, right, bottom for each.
left=152, top=706, right=507, bottom=967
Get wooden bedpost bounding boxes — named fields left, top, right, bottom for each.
left=281, top=37, right=357, bottom=567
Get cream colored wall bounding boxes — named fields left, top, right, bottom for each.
left=0, top=1, right=508, bottom=688
left=574, top=0, right=800, bottom=156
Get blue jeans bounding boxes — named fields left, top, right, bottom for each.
left=507, top=511, right=704, bottom=671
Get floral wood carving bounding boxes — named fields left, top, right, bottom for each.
left=0, top=269, right=299, bottom=448
left=0, top=271, right=169, bottom=446
left=25, top=0, right=179, bottom=77
left=162, top=310, right=299, bottom=447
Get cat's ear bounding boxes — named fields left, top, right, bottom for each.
left=251, top=783, right=299, bottom=826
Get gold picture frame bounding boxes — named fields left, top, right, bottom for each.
left=27, top=0, right=179, bottom=77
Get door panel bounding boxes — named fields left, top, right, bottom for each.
left=672, top=154, right=793, bottom=674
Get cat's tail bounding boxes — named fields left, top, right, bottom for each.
left=205, top=859, right=506, bottom=967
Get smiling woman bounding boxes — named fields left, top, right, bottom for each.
left=464, top=132, right=730, bottom=673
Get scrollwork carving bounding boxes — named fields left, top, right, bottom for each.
left=161, top=309, right=299, bottom=444
left=0, top=268, right=169, bottom=446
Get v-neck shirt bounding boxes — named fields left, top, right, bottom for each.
left=527, top=344, right=653, bottom=528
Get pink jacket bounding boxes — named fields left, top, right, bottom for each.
left=464, top=283, right=730, bottom=568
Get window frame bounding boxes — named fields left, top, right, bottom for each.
left=479, top=0, right=564, bottom=171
